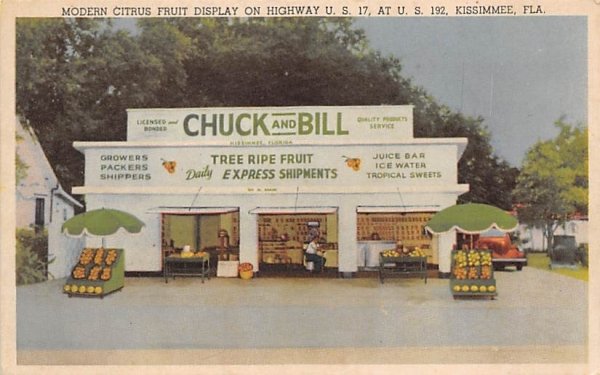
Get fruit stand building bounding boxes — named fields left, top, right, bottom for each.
left=72, top=106, right=468, bottom=276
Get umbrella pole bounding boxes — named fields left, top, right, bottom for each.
left=102, top=237, right=106, bottom=248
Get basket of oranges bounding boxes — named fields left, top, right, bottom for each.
left=238, top=262, right=254, bottom=280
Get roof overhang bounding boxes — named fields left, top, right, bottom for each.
left=356, top=205, right=441, bottom=213
left=248, top=207, right=338, bottom=215
left=72, top=137, right=468, bottom=152
left=147, top=206, right=239, bottom=214
left=55, top=185, right=83, bottom=208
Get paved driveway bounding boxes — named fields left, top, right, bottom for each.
left=16, top=266, right=587, bottom=365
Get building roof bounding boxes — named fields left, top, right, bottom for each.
left=15, top=116, right=82, bottom=208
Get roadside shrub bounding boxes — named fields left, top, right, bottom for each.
left=16, top=228, right=53, bottom=285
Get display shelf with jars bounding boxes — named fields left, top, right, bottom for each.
left=257, top=213, right=338, bottom=270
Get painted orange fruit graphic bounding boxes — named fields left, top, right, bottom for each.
left=161, top=159, right=177, bottom=174
left=342, top=156, right=361, bottom=171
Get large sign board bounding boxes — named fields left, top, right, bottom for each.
left=81, top=143, right=461, bottom=192
left=127, top=106, right=414, bottom=144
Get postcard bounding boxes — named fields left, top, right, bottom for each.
left=1, top=0, right=598, bottom=374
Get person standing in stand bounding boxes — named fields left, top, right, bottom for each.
left=397, top=240, right=410, bottom=256
left=305, top=236, right=326, bottom=272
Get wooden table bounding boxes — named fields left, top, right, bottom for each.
left=379, top=255, right=427, bottom=284
left=164, top=254, right=210, bottom=283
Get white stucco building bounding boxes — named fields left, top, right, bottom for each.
left=72, top=106, right=468, bottom=276
left=517, top=218, right=588, bottom=251
left=16, top=116, right=84, bottom=279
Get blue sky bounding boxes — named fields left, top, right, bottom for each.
left=356, top=17, right=587, bottom=166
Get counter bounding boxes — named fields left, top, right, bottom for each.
left=164, top=253, right=210, bottom=283
left=357, top=241, right=397, bottom=268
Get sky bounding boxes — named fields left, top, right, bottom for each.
left=115, top=16, right=588, bottom=166
left=355, top=17, right=587, bottom=166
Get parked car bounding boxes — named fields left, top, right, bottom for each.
left=475, top=229, right=527, bottom=271
left=549, top=235, right=588, bottom=269
left=577, top=243, right=589, bottom=267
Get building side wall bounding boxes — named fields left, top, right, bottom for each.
left=16, top=118, right=82, bottom=280
left=517, top=220, right=589, bottom=251
left=48, top=196, right=84, bottom=279
left=16, top=196, right=38, bottom=229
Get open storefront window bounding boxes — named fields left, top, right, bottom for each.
left=356, top=210, right=437, bottom=269
left=158, top=208, right=239, bottom=270
left=251, top=207, right=339, bottom=274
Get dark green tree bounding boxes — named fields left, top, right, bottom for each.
left=17, top=19, right=113, bottom=190
left=16, top=18, right=163, bottom=191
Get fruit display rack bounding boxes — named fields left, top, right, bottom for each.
left=379, top=249, right=427, bottom=284
left=63, top=248, right=125, bottom=298
left=449, top=248, right=497, bottom=299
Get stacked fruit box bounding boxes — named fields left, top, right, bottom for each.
left=63, top=248, right=125, bottom=298
left=449, top=248, right=497, bottom=299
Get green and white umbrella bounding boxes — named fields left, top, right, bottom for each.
left=62, top=208, right=145, bottom=245
left=425, top=203, right=518, bottom=235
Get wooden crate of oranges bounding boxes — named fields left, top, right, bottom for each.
left=63, top=248, right=125, bottom=298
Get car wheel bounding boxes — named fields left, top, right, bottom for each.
left=516, top=264, right=523, bottom=271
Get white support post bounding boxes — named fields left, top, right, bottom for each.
left=337, top=203, right=358, bottom=274
left=437, top=230, right=456, bottom=274
left=239, top=205, right=258, bottom=271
